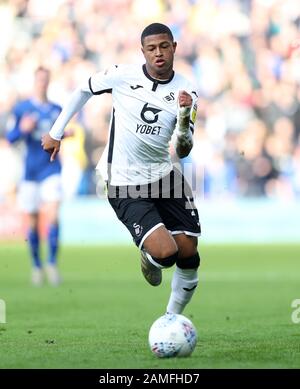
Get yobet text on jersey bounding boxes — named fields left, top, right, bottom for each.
left=136, top=124, right=161, bottom=135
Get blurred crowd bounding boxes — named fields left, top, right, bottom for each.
left=1, top=0, right=300, bottom=201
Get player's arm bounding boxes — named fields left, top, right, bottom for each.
left=42, top=86, right=92, bottom=161
left=42, top=65, right=119, bottom=162
left=6, top=118, right=22, bottom=143
left=174, top=90, right=195, bottom=158
left=6, top=106, right=35, bottom=143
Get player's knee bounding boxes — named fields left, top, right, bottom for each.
left=176, top=252, right=200, bottom=269
left=152, top=251, right=179, bottom=268
left=176, top=236, right=198, bottom=259
left=148, top=242, right=178, bottom=262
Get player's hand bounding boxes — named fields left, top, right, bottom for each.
left=20, top=115, right=36, bottom=134
left=41, top=133, right=61, bottom=162
left=178, top=90, right=192, bottom=117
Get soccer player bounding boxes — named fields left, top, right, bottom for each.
left=7, top=66, right=62, bottom=286
left=42, top=23, right=201, bottom=314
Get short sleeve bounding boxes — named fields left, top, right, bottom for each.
left=88, top=65, right=120, bottom=95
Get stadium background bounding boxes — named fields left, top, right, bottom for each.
left=0, top=0, right=300, bottom=243
left=0, top=0, right=300, bottom=370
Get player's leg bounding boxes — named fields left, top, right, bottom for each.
left=142, top=225, right=177, bottom=258
left=40, top=174, right=62, bottom=285
left=43, top=200, right=61, bottom=285
left=43, top=201, right=60, bottom=264
left=18, top=180, right=43, bottom=285
left=107, top=194, right=178, bottom=286
left=141, top=225, right=178, bottom=286
left=166, top=234, right=200, bottom=314
left=27, top=212, right=44, bottom=285
left=27, top=212, right=40, bottom=268
left=155, top=168, right=201, bottom=313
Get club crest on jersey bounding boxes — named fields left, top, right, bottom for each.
left=163, top=92, right=175, bottom=104
left=133, top=223, right=143, bottom=237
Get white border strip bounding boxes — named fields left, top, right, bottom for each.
left=170, top=230, right=201, bottom=237
left=145, top=251, right=164, bottom=269
left=139, top=222, right=164, bottom=249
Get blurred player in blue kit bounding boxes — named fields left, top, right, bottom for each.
left=7, top=66, right=62, bottom=286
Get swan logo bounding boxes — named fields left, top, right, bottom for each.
left=133, top=223, right=143, bottom=237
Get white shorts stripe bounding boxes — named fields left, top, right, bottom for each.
left=138, top=222, right=164, bottom=249
left=170, top=230, right=201, bottom=237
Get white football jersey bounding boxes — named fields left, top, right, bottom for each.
left=88, top=64, right=198, bottom=186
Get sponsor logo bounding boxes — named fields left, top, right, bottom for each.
left=140, top=103, right=162, bottom=124
left=183, top=285, right=197, bottom=292
left=136, top=124, right=161, bottom=135
left=130, top=85, right=143, bottom=90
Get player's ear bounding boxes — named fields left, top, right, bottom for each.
left=173, top=41, right=177, bottom=53
left=141, top=46, right=145, bottom=55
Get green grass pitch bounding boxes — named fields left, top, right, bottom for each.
left=0, top=243, right=300, bottom=369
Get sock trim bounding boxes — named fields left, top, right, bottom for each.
left=176, top=253, right=200, bottom=269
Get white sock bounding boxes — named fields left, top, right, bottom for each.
left=166, top=266, right=198, bottom=314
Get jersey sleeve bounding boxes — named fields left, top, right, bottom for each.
left=6, top=103, right=24, bottom=143
left=49, top=65, right=120, bottom=140
left=88, top=65, right=120, bottom=95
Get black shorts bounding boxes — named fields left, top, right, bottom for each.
left=107, top=169, right=201, bottom=249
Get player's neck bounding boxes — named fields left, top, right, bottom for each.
left=145, top=64, right=173, bottom=81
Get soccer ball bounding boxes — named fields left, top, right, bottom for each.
left=148, top=313, right=197, bottom=358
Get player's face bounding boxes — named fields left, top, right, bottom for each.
left=34, top=70, right=50, bottom=96
left=142, top=33, right=177, bottom=79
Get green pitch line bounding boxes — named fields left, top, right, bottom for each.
left=0, top=244, right=299, bottom=368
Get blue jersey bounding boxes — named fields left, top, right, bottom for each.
left=7, top=98, right=62, bottom=182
